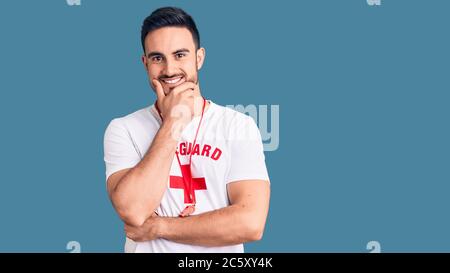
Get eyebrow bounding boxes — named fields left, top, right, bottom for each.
left=147, top=48, right=190, bottom=59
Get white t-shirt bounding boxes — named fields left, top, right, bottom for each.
left=103, top=100, right=269, bottom=253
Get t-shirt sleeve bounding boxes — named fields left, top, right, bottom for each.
left=103, top=118, right=141, bottom=181
left=226, top=115, right=270, bottom=183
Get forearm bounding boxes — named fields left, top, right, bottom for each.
left=158, top=205, right=263, bottom=247
left=111, top=118, right=179, bottom=226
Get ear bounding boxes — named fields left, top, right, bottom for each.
left=141, top=54, right=148, bottom=71
left=196, top=47, right=206, bottom=70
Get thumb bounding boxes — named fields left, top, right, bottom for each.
left=152, top=80, right=165, bottom=100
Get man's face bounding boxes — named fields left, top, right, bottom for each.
left=142, top=26, right=205, bottom=95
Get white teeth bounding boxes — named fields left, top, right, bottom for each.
left=163, top=77, right=182, bottom=84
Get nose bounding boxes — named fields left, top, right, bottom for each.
left=162, top=58, right=178, bottom=77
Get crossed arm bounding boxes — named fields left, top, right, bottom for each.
left=124, top=179, right=270, bottom=247
left=107, top=116, right=270, bottom=246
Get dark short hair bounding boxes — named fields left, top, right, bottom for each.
left=141, top=7, right=200, bottom=53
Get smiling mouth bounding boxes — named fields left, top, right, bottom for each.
left=160, top=76, right=185, bottom=86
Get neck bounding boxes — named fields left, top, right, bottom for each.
left=193, top=96, right=208, bottom=118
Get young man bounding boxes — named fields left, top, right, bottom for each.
left=103, top=7, right=270, bottom=253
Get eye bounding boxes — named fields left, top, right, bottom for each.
left=151, top=56, right=163, bottom=63
left=175, top=52, right=186, bottom=59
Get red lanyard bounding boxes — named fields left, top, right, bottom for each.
left=154, top=97, right=206, bottom=216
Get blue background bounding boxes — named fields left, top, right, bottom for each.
left=0, top=0, right=449, bottom=252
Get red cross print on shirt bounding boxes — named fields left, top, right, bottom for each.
left=169, top=164, right=207, bottom=204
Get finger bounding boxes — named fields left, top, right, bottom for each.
left=179, top=89, right=196, bottom=99
left=171, top=81, right=197, bottom=95
left=179, top=205, right=195, bottom=217
left=152, top=80, right=165, bottom=100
